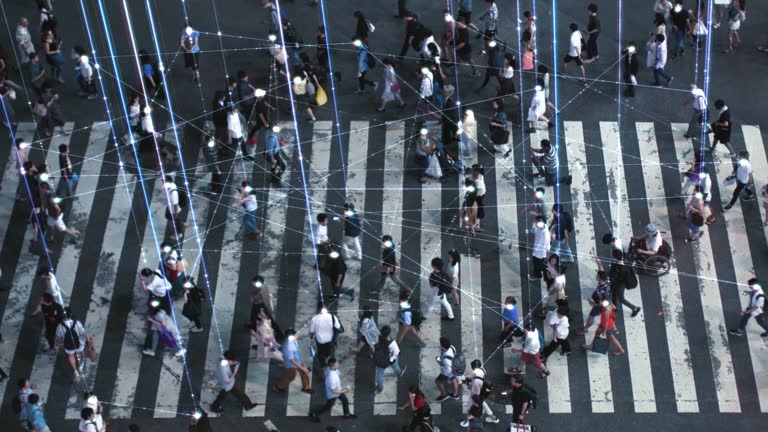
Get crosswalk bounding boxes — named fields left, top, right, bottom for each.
left=0, top=118, right=767, bottom=422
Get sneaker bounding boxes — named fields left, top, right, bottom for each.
left=484, top=416, right=500, bottom=424
left=460, top=420, right=470, bottom=428
left=398, top=365, right=407, bottom=377
left=175, top=348, right=187, bottom=357
left=436, top=394, right=449, bottom=402
left=245, top=402, right=259, bottom=411
left=631, top=307, right=641, bottom=318
left=743, top=195, right=756, bottom=202
left=728, top=329, right=743, bottom=336
left=142, top=349, right=156, bottom=356
left=190, top=326, right=203, bottom=333
left=450, top=393, right=460, bottom=400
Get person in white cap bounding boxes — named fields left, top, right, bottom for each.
left=633, top=223, right=663, bottom=256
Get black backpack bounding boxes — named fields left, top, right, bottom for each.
left=175, top=187, right=189, bottom=208
left=373, top=342, right=391, bottom=368
left=444, top=346, right=466, bottom=376
left=62, top=320, right=81, bottom=351
left=433, top=271, right=453, bottom=296
left=475, top=376, right=493, bottom=401
left=624, top=265, right=638, bottom=289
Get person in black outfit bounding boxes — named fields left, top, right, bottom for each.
left=479, top=40, right=504, bottom=90
left=441, top=84, right=459, bottom=151
left=709, top=99, right=735, bottom=156
left=584, top=3, right=601, bottom=62
left=211, top=91, right=228, bottom=147
left=31, top=293, right=64, bottom=351
left=324, top=245, right=350, bottom=300
left=622, top=42, right=640, bottom=97
left=601, top=249, right=641, bottom=317
left=399, top=12, right=423, bottom=60
left=508, top=374, right=532, bottom=426
left=353, top=11, right=369, bottom=40
left=372, top=235, right=410, bottom=294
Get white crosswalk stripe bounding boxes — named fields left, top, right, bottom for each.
left=3, top=119, right=768, bottom=422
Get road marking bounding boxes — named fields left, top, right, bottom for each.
left=599, top=121, right=656, bottom=413
left=563, top=121, right=613, bottom=413
left=460, top=255, right=482, bottom=413
left=635, top=122, right=699, bottom=412
left=0, top=123, right=38, bottom=255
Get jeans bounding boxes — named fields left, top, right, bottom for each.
left=375, top=360, right=403, bottom=391
left=726, top=181, right=754, bottom=208
left=429, top=290, right=454, bottom=319
left=653, top=67, right=672, bottom=86
left=737, top=313, right=768, bottom=332
left=551, top=239, right=573, bottom=262
left=243, top=209, right=258, bottom=233
left=672, top=28, right=686, bottom=54
left=313, top=393, right=350, bottom=416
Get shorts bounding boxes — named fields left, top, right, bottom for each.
left=435, top=374, right=456, bottom=385
left=295, top=93, right=311, bottom=106
left=64, top=345, right=85, bottom=356
left=728, top=19, right=741, bottom=31
left=686, top=218, right=701, bottom=234
left=563, top=55, right=584, bottom=66
left=596, top=325, right=617, bottom=336
left=520, top=351, right=544, bottom=368
left=589, top=305, right=603, bottom=317
left=184, top=51, right=199, bottom=70
left=47, top=214, right=67, bottom=232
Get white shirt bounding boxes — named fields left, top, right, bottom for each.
left=315, top=223, right=328, bottom=244
left=141, top=115, right=155, bottom=134
left=568, top=30, right=582, bottom=57
left=227, top=112, right=243, bottom=139
left=503, top=65, right=514, bottom=79
left=129, top=103, right=141, bottom=127
left=79, top=414, right=105, bottom=432
left=531, top=223, right=551, bottom=259
left=550, top=274, right=566, bottom=294
left=16, top=25, right=34, bottom=53
left=523, top=329, right=541, bottom=354
left=420, top=70, right=434, bottom=98
left=474, top=174, right=486, bottom=196
left=700, top=173, right=712, bottom=196
left=325, top=368, right=342, bottom=399
left=691, top=87, right=707, bottom=111
left=552, top=315, right=570, bottom=339
left=647, top=231, right=662, bottom=252
left=310, top=311, right=340, bottom=344
left=242, top=195, right=257, bottom=212
left=44, top=272, right=64, bottom=306
left=144, top=274, right=170, bottom=297
left=654, top=40, right=667, bottom=69
left=749, top=288, right=765, bottom=317
left=165, top=183, right=180, bottom=214
left=736, top=158, right=752, bottom=184
left=388, top=340, right=400, bottom=362
left=79, top=60, right=93, bottom=80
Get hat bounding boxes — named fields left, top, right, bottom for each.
left=645, top=223, right=658, bottom=235
left=254, top=88, right=266, bottom=98
left=443, top=84, right=455, bottom=94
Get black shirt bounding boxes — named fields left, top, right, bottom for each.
left=588, top=15, right=601, bottom=33
left=382, top=247, right=397, bottom=268
left=429, top=271, right=453, bottom=295
left=511, top=385, right=531, bottom=411
left=550, top=211, right=574, bottom=240
left=468, top=403, right=483, bottom=418
left=455, top=27, right=471, bottom=55
left=670, top=9, right=689, bottom=29
left=715, top=108, right=731, bottom=140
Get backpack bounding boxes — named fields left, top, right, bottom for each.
left=624, top=265, right=638, bottom=289
left=62, top=320, right=81, bottom=351
left=475, top=376, right=493, bottom=401
left=175, top=187, right=189, bottom=208
left=402, top=307, right=424, bottom=329
left=445, top=346, right=466, bottom=376
left=373, top=342, right=391, bottom=368
left=433, top=271, right=453, bottom=296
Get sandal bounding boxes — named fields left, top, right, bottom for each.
left=612, top=350, right=626, bottom=356
left=538, top=370, right=551, bottom=379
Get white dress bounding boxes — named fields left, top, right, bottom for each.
left=460, top=110, right=477, bottom=160
left=527, top=89, right=546, bottom=122
left=381, top=67, right=399, bottom=103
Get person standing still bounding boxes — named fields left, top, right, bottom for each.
left=583, top=3, right=601, bottom=63
left=210, top=350, right=259, bottom=413
left=308, top=357, right=357, bottom=422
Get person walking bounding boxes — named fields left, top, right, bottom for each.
left=75, top=52, right=98, bottom=100
left=488, top=99, right=511, bottom=156
left=708, top=99, right=736, bottom=157
left=509, top=322, right=550, bottom=378
left=398, top=12, right=423, bottom=60
left=723, top=0, right=746, bottom=53
left=291, top=68, right=317, bottom=123
left=38, top=82, right=68, bottom=137
left=42, top=29, right=65, bottom=84
left=622, top=42, right=640, bottom=97
left=541, top=305, right=571, bottom=360
left=16, top=17, right=35, bottom=65
left=684, top=84, right=708, bottom=139
left=354, top=38, right=378, bottom=94
left=57, top=307, right=86, bottom=378
left=309, top=306, right=341, bottom=369
left=24, top=393, right=51, bottom=432
left=37, top=267, right=64, bottom=306
left=477, top=0, right=499, bottom=41
left=728, top=278, right=768, bottom=337
left=324, top=245, right=350, bottom=300
left=577, top=270, right=612, bottom=335
left=41, top=182, right=79, bottom=241
left=238, top=181, right=261, bottom=240
left=163, top=175, right=185, bottom=232
left=450, top=17, right=480, bottom=78
left=144, top=305, right=186, bottom=358
left=550, top=204, right=574, bottom=263
left=723, top=150, right=755, bottom=211
left=30, top=292, right=64, bottom=352
left=434, top=337, right=460, bottom=401
left=373, top=325, right=406, bottom=392
left=583, top=299, right=625, bottom=355
left=460, top=360, right=500, bottom=426
left=563, top=23, right=586, bottom=83
left=528, top=215, right=550, bottom=280
left=308, top=357, right=357, bottom=422
left=58, top=144, right=79, bottom=199
left=182, top=278, right=204, bottom=333
left=526, top=79, right=556, bottom=131
left=210, top=350, right=258, bottom=413
left=264, top=125, right=286, bottom=184
left=599, top=249, right=641, bottom=317
left=507, top=374, right=533, bottom=427
left=428, top=257, right=455, bottom=321
left=250, top=307, right=283, bottom=363
left=353, top=306, right=379, bottom=356
left=341, top=203, right=362, bottom=260
left=441, top=84, right=460, bottom=149
left=583, top=4, right=601, bottom=63
left=669, top=1, right=691, bottom=58
left=397, top=293, right=426, bottom=346
left=140, top=267, right=171, bottom=314
left=478, top=40, right=503, bottom=91
left=372, top=235, right=411, bottom=294
left=273, top=328, right=312, bottom=394
left=26, top=53, right=46, bottom=95
left=651, top=34, right=673, bottom=87
left=181, top=24, right=201, bottom=82
left=377, top=58, right=405, bottom=111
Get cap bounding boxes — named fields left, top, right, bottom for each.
left=645, top=223, right=658, bottom=235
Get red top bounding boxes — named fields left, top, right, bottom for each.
left=601, top=306, right=616, bottom=330
left=413, top=394, right=426, bottom=410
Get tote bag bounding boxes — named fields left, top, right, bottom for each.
left=315, top=86, right=328, bottom=106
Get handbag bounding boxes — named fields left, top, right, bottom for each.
left=33, top=103, right=48, bottom=117
left=367, top=21, right=376, bottom=33
left=315, top=86, right=327, bottom=106
left=591, top=336, right=610, bottom=355
left=723, top=175, right=736, bottom=186
left=84, top=336, right=97, bottom=361
left=425, top=153, right=443, bottom=178
left=390, top=82, right=400, bottom=92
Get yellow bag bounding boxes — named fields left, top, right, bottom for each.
left=316, top=86, right=328, bottom=106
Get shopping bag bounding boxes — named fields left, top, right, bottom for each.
left=315, top=86, right=328, bottom=106
left=159, top=329, right=179, bottom=349
left=425, top=154, right=443, bottom=178
left=84, top=336, right=98, bottom=362
left=591, top=336, right=610, bottom=355
left=510, top=422, right=532, bottom=431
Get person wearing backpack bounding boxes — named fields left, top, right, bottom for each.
left=428, top=257, right=455, bottom=321
left=373, top=325, right=406, bottom=393
left=396, top=293, right=426, bottom=346
left=728, top=278, right=768, bottom=338
left=79, top=406, right=107, bottom=432
left=140, top=267, right=172, bottom=314
left=182, top=277, right=204, bottom=333
left=163, top=175, right=186, bottom=232
left=57, top=307, right=86, bottom=378
left=460, top=360, right=499, bottom=427
left=434, top=337, right=460, bottom=402
left=24, top=393, right=51, bottom=432
left=599, top=249, right=641, bottom=318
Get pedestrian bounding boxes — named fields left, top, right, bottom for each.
left=139, top=50, right=164, bottom=100
left=460, top=360, right=500, bottom=426
left=57, top=307, right=87, bottom=377
left=416, top=65, right=434, bottom=121
left=250, top=306, right=283, bottom=363
left=506, top=374, right=533, bottom=427
left=308, top=357, right=357, bottom=422
left=583, top=298, right=625, bottom=355
left=682, top=185, right=707, bottom=243
left=689, top=4, right=708, bottom=50
left=58, top=144, right=79, bottom=199
left=373, top=325, right=406, bottom=392
left=528, top=215, right=550, bottom=280
left=623, top=42, right=640, bottom=97
left=41, top=182, right=79, bottom=241
left=273, top=328, right=313, bottom=394
left=462, top=178, right=479, bottom=237
left=181, top=24, right=201, bottom=83
left=655, top=0, right=674, bottom=20
left=723, top=0, right=746, bottom=53
left=583, top=4, right=601, bottom=63
left=563, top=23, right=586, bottom=83
left=227, top=105, right=245, bottom=156
left=654, top=12, right=667, bottom=37
left=498, top=53, right=519, bottom=102
left=0, top=77, right=17, bottom=130
left=488, top=98, right=511, bottom=156
left=434, top=337, right=461, bottom=401
left=30, top=292, right=64, bottom=351
left=441, top=84, right=460, bottom=149
left=353, top=37, right=378, bottom=95
left=353, top=305, right=379, bottom=356
left=139, top=267, right=171, bottom=314
left=248, top=275, right=275, bottom=326
left=462, top=395, right=485, bottom=430
left=315, top=212, right=330, bottom=269
left=477, top=0, right=499, bottom=41
left=500, top=296, right=522, bottom=344
left=374, top=235, right=411, bottom=294
left=541, top=304, right=571, bottom=360
left=16, top=17, right=35, bottom=65
left=182, top=278, right=204, bottom=333
left=16, top=378, right=33, bottom=429
left=728, top=278, right=767, bottom=337
left=576, top=270, right=611, bottom=335
left=761, top=184, right=768, bottom=228
left=309, top=305, right=341, bottom=368
left=210, top=350, right=259, bottom=413
left=709, top=99, right=736, bottom=157
left=550, top=204, right=574, bottom=263
left=74, top=51, right=98, bottom=100
left=38, top=82, right=68, bottom=137
left=539, top=255, right=566, bottom=318
left=353, top=11, right=370, bottom=40
left=669, top=1, right=690, bottom=58
left=264, top=125, right=286, bottom=184
left=460, top=108, right=477, bottom=160
left=37, top=267, right=64, bottom=306
left=24, top=393, right=51, bottom=432
left=292, top=67, right=317, bottom=123
left=143, top=305, right=186, bottom=358
left=684, top=84, right=708, bottom=139
left=478, top=40, right=503, bottom=90
left=42, top=29, right=65, bottom=84
left=128, top=93, right=142, bottom=136
left=324, top=245, right=350, bottom=300
left=428, top=257, right=455, bottom=321
left=414, top=127, right=436, bottom=184
left=530, top=139, right=572, bottom=186
left=509, top=322, right=551, bottom=378
left=238, top=181, right=261, bottom=240
left=377, top=58, right=405, bottom=112
left=163, top=175, right=185, bottom=232
left=445, top=249, right=461, bottom=306
left=235, top=70, right=257, bottom=122
left=79, top=405, right=107, bottom=432
left=315, top=25, right=329, bottom=74
left=651, top=34, right=674, bottom=87
left=632, top=223, right=666, bottom=256
left=398, top=12, right=423, bottom=60
left=526, top=79, right=556, bottom=131
left=396, top=293, right=426, bottom=346
left=341, top=202, right=362, bottom=260
left=398, top=385, right=427, bottom=420
left=599, top=249, right=641, bottom=316
left=450, top=17, right=480, bottom=78
left=723, top=150, right=755, bottom=211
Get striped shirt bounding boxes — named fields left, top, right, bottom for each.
left=541, top=146, right=558, bottom=172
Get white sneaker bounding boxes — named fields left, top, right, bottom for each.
left=175, top=348, right=187, bottom=357
left=460, top=420, right=469, bottom=428
left=484, top=415, right=500, bottom=424
left=142, top=349, right=155, bottom=356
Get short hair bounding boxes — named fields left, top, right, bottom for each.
left=223, top=350, right=235, bottom=360
left=655, top=33, right=665, bottom=43
left=251, top=275, right=264, bottom=285
left=748, top=278, right=760, bottom=287
left=327, top=357, right=338, bottom=366
left=524, top=11, right=531, bottom=18
left=81, top=407, right=94, bottom=420
left=569, top=23, right=578, bottom=32
left=714, top=99, right=725, bottom=109
left=511, top=373, right=524, bottom=385
left=164, top=175, right=173, bottom=183
left=588, top=3, right=598, bottom=13
left=597, top=270, right=608, bottom=281
left=552, top=204, right=562, bottom=213
left=28, top=393, right=40, bottom=404
left=505, top=296, right=517, bottom=305
left=602, top=233, right=616, bottom=245
left=541, top=139, right=551, bottom=148
left=317, top=213, right=328, bottom=223
left=439, top=337, right=451, bottom=349
left=58, top=144, right=68, bottom=153
left=141, top=268, right=154, bottom=277
left=18, top=378, right=29, bottom=389
left=382, top=235, right=393, bottom=243
left=612, top=249, right=624, bottom=261
left=431, top=257, right=443, bottom=269
left=380, top=325, right=391, bottom=338
left=538, top=64, right=549, bottom=74
left=237, top=70, right=247, bottom=79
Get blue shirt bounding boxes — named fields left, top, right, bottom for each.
left=27, top=405, right=48, bottom=430
left=266, top=132, right=280, bottom=156
left=325, top=368, right=342, bottom=399
left=358, top=44, right=369, bottom=73
left=182, top=30, right=201, bottom=53
left=502, top=306, right=519, bottom=326
left=400, top=307, right=412, bottom=325
left=142, top=62, right=154, bottom=79
left=282, top=338, right=301, bottom=368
